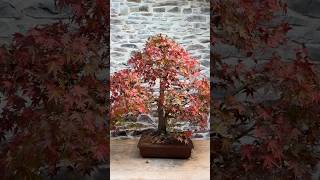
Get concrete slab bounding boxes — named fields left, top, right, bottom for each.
left=110, top=139, right=210, bottom=180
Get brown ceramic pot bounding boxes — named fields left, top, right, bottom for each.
left=137, top=133, right=193, bottom=159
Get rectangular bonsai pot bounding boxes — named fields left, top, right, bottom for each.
left=137, top=133, right=193, bottom=159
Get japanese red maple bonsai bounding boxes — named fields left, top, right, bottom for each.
left=111, top=34, right=209, bottom=158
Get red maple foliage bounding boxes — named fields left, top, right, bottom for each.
left=211, top=0, right=320, bottom=179
left=0, top=0, right=109, bottom=179
left=111, top=34, right=210, bottom=140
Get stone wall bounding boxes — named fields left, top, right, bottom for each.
left=110, top=0, right=210, bottom=77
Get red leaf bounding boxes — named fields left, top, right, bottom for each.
left=184, top=130, right=192, bottom=138
left=255, top=126, right=267, bottom=139
left=72, top=85, right=88, bottom=98
left=93, top=144, right=108, bottom=161
left=84, top=111, right=95, bottom=131
left=288, top=161, right=305, bottom=178
left=267, top=140, right=283, bottom=160
left=241, top=144, right=254, bottom=160
left=262, top=155, right=275, bottom=169
left=47, top=61, right=63, bottom=78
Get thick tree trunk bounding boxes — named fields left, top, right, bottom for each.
left=158, top=81, right=166, bottom=134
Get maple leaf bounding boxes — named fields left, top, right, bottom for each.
left=46, top=84, right=62, bottom=103
left=84, top=110, right=95, bottom=132
left=72, top=85, right=88, bottom=98
left=70, top=3, right=83, bottom=16
left=241, top=144, right=254, bottom=160
left=70, top=112, right=82, bottom=122
left=63, top=94, right=78, bottom=111
left=266, top=0, right=280, bottom=10
left=6, top=95, right=26, bottom=109
left=47, top=61, right=63, bottom=78
left=184, top=130, right=192, bottom=138
left=288, top=161, right=305, bottom=178
left=92, top=144, right=108, bottom=161
left=221, top=138, right=232, bottom=152
left=257, top=107, right=272, bottom=120
left=71, top=37, right=88, bottom=54
left=289, top=128, right=301, bottom=140
left=254, top=126, right=267, bottom=139
left=267, top=140, right=283, bottom=160
left=1, top=81, right=12, bottom=90
left=262, top=155, right=276, bottom=169
left=83, top=63, right=97, bottom=76
left=311, top=91, right=320, bottom=104
left=0, top=47, right=5, bottom=62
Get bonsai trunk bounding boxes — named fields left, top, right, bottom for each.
left=158, top=80, right=166, bottom=134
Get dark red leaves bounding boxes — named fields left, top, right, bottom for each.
left=93, top=144, right=108, bottom=161
left=262, top=155, right=276, bottom=169
left=241, top=144, right=254, bottom=160
left=184, top=130, right=192, bottom=138
left=0, top=0, right=109, bottom=178
left=266, top=140, right=283, bottom=160
left=212, top=0, right=319, bottom=179
left=72, top=85, right=88, bottom=98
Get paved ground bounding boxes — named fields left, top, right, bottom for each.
left=110, top=139, right=210, bottom=180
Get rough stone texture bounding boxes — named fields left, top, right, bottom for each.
left=0, top=0, right=70, bottom=44
left=110, top=139, right=210, bottom=180
left=110, top=0, right=210, bottom=76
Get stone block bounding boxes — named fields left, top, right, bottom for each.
left=167, top=7, right=180, bottom=13
left=127, top=0, right=141, bottom=3
left=306, top=44, right=320, bottom=60
left=0, top=1, right=21, bottom=18
left=200, top=60, right=210, bottom=67
left=185, top=15, right=206, bottom=22
left=139, top=5, right=149, bottom=12
left=111, top=52, right=125, bottom=58
left=111, top=19, right=123, bottom=25
left=187, top=44, right=205, bottom=51
left=128, top=16, right=148, bottom=20
left=200, top=7, right=210, bottom=15
left=0, top=21, right=12, bottom=37
left=153, top=7, right=165, bottom=13
left=183, top=8, right=192, bottom=14
left=126, top=20, right=139, bottom=24
left=287, top=0, right=320, bottom=18
left=38, top=0, right=60, bottom=14
left=139, top=12, right=153, bottom=16
left=119, top=6, right=129, bottom=16
left=23, top=6, right=67, bottom=19
left=121, top=43, right=138, bottom=49
left=153, top=1, right=188, bottom=7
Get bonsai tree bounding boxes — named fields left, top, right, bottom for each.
left=111, top=34, right=209, bottom=140
left=0, top=0, right=109, bottom=179
left=211, top=0, right=320, bottom=179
